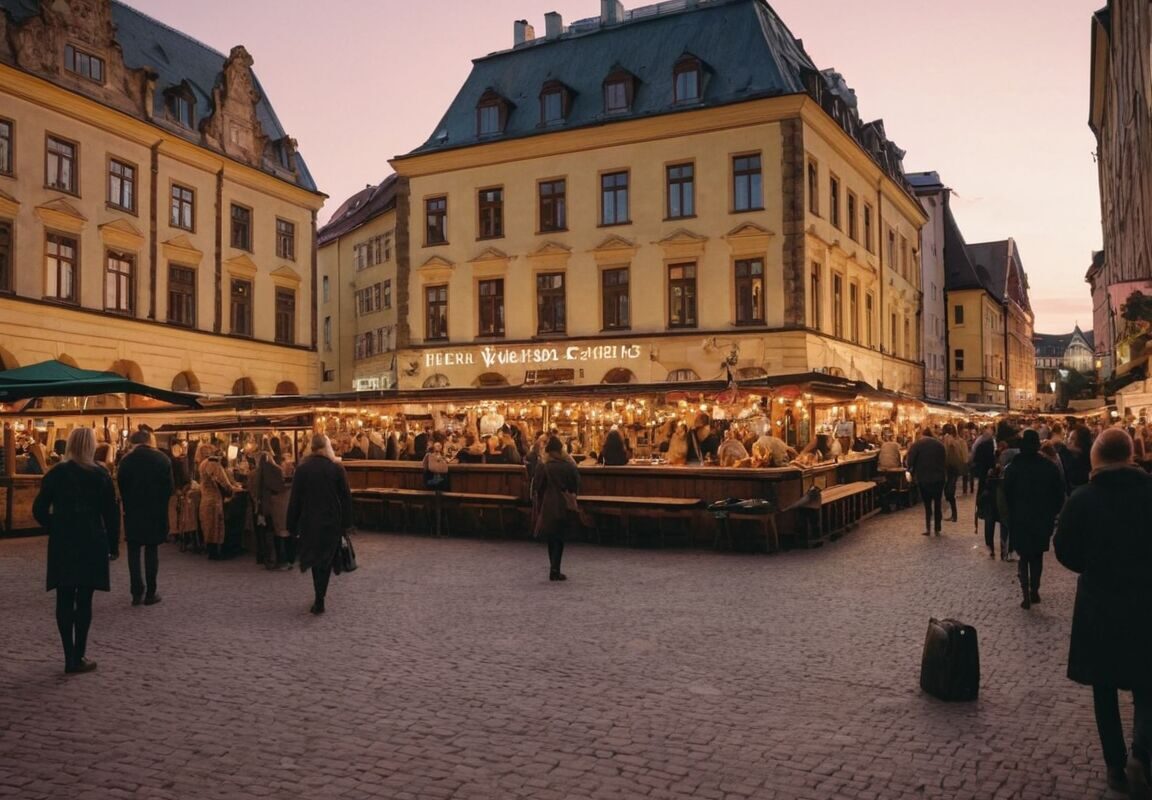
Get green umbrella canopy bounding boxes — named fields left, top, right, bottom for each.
left=0, top=360, right=201, bottom=407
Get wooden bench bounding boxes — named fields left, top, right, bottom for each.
left=786, top=481, right=878, bottom=548
left=439, top=491, right=526, bottom=536
left=578, top=496, right=704, bottom=547
left=352, top=488, right=439, bottom=533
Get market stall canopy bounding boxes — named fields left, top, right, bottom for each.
left=0, top=360, right=201, bottom=407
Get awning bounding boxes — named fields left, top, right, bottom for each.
left=0, top=360, right=201, bottom=408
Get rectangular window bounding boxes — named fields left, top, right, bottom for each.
left=426, top=196, right=447, bottom=245
left=45, top=233, right=78, bottom=302
left=323, top=316, right=332, bottom=352
left=734, top=258, right=764, bottom=324
left=807, top=160, right=819, bottom=215
left=168, top=93, right=194, bottom=128
left=104, top=250, right=134, bottom=314
left=322, top=275, right=330, bottom=303
left=107, top=159, right=135, bottom=212
left=829, top=175, right=841, bottom=228
left=890, top=311, right=898, bottom=355
left=383, top=279, right=392, bottom=309
left=666, top=163, right=695, bottom=219
left=478, top=188, right=504, bottom=239
left=230, top=278, right=253, bottom=336
left=810, top=262, right=822, bottom=331
left=0, top=119, right=13, bottom=175
left=604, top=80, right=628, bottom=112
left=275, top=288, right=296, bottom=345
left=477, top=104, right=501, bottom=136
left=64, top=44, right=104, bottom=83
left=602, top=267, right=629, bottom=330
left=541, top=89, right=564, bottom=124
left=478, top=278, right=505, bottom=337
left=863, top=203, right=874, bottom=252
left=903, top=317, right=911, bottom=359
left=955, top=349, right=964, bottom=372
left=536, top=272, right=566, bottom=334
left=167, top=265, right=196, bottom=327
left=847, top=192, right=858, bottom=241
left=732, top=154, right=762, bottom=211
left=600, top=171, right=629, bottom=225
left=538, top=179, right=567, bottom=232
left=832, top=273, right=843, bottom=338
left=230, top=204, right=252, bottom=250
left=865, top=292, right=874, bottom=347
left=426, top=284, right=448, bottom=340
left=46, top=136, right=77, bottom=193
left=276, top=218, right=296, bottom=260
left=899, top=234, right=909, bottom=279
left=0, top=220, right=11, bottom=293
left=954, top=305, right=964, bottom=324
left=668, top=263, right=697, bottom=328
left=849, top=282, right=859, bottom=343
left=673, top=66, right=699, bottom=102
left=170, top=184, right=194, bottom=231
left=887, top=228, right=896, bottom=270
left=354, top=284, right=382, bottom=316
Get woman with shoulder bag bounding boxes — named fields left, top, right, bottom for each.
left=531, top=435, right=581, bottom=582
left=287, top=434, right=354, bottom=615
left=32, top=427, right=121, bottom=674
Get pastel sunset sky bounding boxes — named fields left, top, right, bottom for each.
left=125, top=0, right=1102, bottom=336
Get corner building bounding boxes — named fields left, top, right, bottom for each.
left=388, top=0, right=926, bottom=394
left=0, top=0, right=324, bottom=396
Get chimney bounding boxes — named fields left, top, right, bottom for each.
left=514, top=19, right=536, bottom=46
left=601, top=0, right=624, bottom=25
left=544, top=11, right=563, bottom=38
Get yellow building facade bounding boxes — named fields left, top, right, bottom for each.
left=317, top=177, right=400, bottom=392
left=947, top=288, right=1007, bottom=407
left=387, top=0, right=924, bottom=396
left=0, top=0, right=323, bottom=397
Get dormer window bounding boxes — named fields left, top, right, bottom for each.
left=166, top=88, right=195, bottom=128
left=65, top=44, right=104, bottom=83
left=539, top=81, right=569, bottom=125
left=476, top=90, right=510, bottom=137
left=673, top=55, right=701, bottom=103
left=603, top=68, right=635, bottom=114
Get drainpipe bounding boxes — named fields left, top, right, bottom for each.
left=148, top=140, right=162, bottom=320
left=876, top=182, right=885, bottom=392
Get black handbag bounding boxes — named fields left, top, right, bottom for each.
left=332, top=532, right=358, bottom=574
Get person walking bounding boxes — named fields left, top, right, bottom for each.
left=1002, top=430, right=1065, bottom=609
left=287, top=434, right=353, bottom=614
left=1060, top=425, right=1094, bottom=495
left=32, top=428, right=120, bottom=674
left=1054, top=428, right=1152, bottom=797
left=117, top=430, right=174, bottom=606
left=942, top=424, right=968, bottom=523
left=251, top=437, right=292, bottom=570
left=531, top=435, right=581, bottom=581
left=906, top=429, right=948, bottom=536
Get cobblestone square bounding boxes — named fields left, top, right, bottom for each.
left=0, top=494, right=1130, bottom=799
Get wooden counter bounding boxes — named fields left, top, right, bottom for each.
left=1, top=476, right=43, bottom=535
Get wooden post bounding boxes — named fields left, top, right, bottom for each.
left=3, top=424, right=13, bottom=478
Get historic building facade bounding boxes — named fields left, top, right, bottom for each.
left=967, top=240, right=1036, bottom=411
left=1090, top=2, right=1152, bottom=382
left=1034, top=326, right=1095, bottom=409
left=317, top=176, right=400, bottom=392
left=0, top=0, right=324, bottom=397
left=383, top=0, right=926, bottom=395
left=907, top=172, right=949, bottom=402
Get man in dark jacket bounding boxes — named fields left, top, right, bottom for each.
left=906, top=429, right=948, bottom=536
left=117, top=431, right=174, bottom=606
left=1055, top=429, right=1152, bottom=797
left=1003, top=429, right=1065, bottom=609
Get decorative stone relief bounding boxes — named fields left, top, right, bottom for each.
left=202, top=46, right=269, bottom=168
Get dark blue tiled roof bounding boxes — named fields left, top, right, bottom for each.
left=0, top=0, right=316, bottom=192
left=407, top=0, right=815, bottom=155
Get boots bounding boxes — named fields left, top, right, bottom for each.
left=207, top=543, right=221, bottom=560
left=274, top=538, right=293, bottom=570
left=948, top=500, right=958, bottom=522
left=1020, top=582, right=1031, bottom=610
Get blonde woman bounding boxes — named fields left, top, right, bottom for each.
left=198, top=445, right=239, bottom=560
left=32, top=427, right=120, bottom=674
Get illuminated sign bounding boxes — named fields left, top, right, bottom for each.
left=425, top=343, right=644, bottom=370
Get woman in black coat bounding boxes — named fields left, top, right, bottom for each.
left=32, top=427, right=120, bottom=674
left=1002, top=430, right=1065, bottom=608
left=531, top=436, right=580, bottom=581
left=286, top=434, right=353, bottom=615
left=1054, top=429, right=1152, bottom=792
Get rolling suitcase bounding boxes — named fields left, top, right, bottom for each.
left=919, top=617, right=979, bottom=701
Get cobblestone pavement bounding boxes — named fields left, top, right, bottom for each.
left=0, top=492, right=1135, bottom=800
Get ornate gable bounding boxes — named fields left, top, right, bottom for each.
left=655, top=228, right=708, bottom=259
left=202, top=46, right=269, bottom=168
left=35, top=197, right=88, bottom=233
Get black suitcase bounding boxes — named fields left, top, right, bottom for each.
left=919, top=617, right=980, bottom=701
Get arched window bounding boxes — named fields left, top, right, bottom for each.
left=602, top=368, right=636, bottom=385
left=472, top=372, right=508, bottom=388
left=55, top=353, right=79, bottom=368
left=172, top=371, right=200, bottom=393
left=231, top=377, right=258, bottom=396
left=666, top=368, right=700, bottom=383
left=275, top=381, right=300, bottom=395
left=109, top=359, right=143, bottom=382
left=736, top=367, right=768, bottom=380
left=422, top=373, right=450, bottom=389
